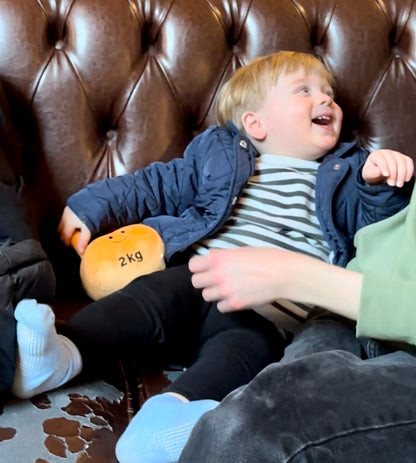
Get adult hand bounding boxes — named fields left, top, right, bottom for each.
left=189, top=247, right=292, bottom=312
left=189, top=247, right=362, bottom=320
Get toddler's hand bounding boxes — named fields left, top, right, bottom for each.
left=362, top=149, right=414, bottom=187
left=58, top=206, right=91, bottom=255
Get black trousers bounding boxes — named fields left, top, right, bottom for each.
left=60, top=264, right=285, bottom=401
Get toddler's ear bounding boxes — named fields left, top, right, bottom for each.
left=241, top=111, right=266, bottom=141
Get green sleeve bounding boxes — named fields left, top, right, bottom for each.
left=347, top=186, right=416, bottom=346
left=357, top=273, right=416, bottom=346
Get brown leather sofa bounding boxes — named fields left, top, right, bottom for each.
left=1, top=0, right=416, bottom=302
left=0, top=0, right=415, bottom=460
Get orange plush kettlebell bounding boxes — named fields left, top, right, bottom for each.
left=72, top=224, right=166, bottom=300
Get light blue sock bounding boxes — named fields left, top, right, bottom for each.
left=115, top=393, right=219, bottom=463
left=11, top=299, right=82, bottom=399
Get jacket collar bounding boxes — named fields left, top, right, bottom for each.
left=328, top=141, right=358, bottom=158
left=226, top=120, right=260, bottom=158
left=226, top=120, right=358, bottom=160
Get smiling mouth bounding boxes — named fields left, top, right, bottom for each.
left=312, top=115, right=332, bottom=126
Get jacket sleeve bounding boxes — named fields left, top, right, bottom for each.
left=322, top=144, right=413, bottom=243
left=353, top=162, right=413, bottom=228
left=67, top=136, right=202, bottom=236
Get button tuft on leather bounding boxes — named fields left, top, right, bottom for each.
left=106, top=130, right=116, bottom=141
left=55, top=40, right=64, bottom=50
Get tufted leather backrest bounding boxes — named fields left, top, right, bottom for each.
left=0, top=0, right=415, bottom=294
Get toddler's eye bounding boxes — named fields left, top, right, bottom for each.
left=324, top=88, right=335, bottom=99
left=297, top=86, right=310, bottom=94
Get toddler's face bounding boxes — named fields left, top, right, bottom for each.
left=255, top=67, right=343, bottom=160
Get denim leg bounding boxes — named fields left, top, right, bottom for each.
left=362, top=336, right=416, bottom=359
left=282, top=317, right=363, bottom=362
left=0, top=301, right=16, bottom=395
left=179, top=350, right=416, bottom=463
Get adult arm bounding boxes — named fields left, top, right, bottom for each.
left=189, top=247, right=362, bottom=320
left=190, top=189, right=416, bottom=347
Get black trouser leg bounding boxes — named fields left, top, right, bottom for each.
left=59, top=264, right=207, bottom=370
left=59, top=263, right=285, bottom=400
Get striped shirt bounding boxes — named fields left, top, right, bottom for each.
left=193, top=154, right=333, bottom=333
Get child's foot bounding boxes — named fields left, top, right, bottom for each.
left=115, top=393, right=219, bottom=463
left=11, top=299, right=82, bottom=399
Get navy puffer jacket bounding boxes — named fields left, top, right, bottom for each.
left=68, top=124, right=412, bottom=267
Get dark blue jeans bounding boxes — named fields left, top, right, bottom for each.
left=179, top=318, right=416, bottom=462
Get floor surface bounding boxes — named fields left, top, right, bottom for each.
left=0, top=380, right=128, bottom=463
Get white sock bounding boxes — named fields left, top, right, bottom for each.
left=11, top=299, right=83, bottom=399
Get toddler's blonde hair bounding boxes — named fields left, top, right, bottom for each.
left=215, top=51, right=334, bottom=132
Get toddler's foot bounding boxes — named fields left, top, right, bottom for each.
left=11, top=299, right=82, bottom=399
left=116, top=393, right=219, bottom=463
